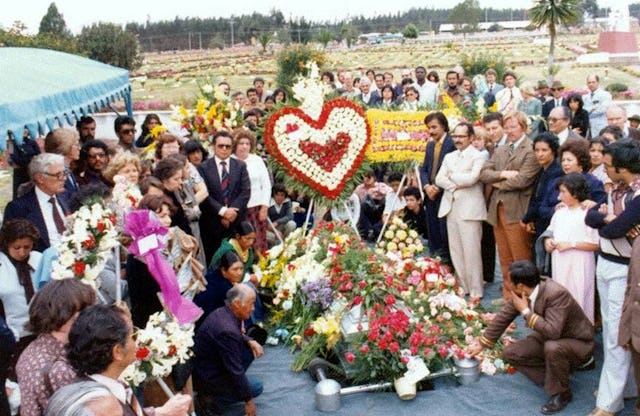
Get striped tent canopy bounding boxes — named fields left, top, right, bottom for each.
left=0, top=47, right=131, bottom=149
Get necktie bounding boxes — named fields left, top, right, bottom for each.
left=49, top=197, right=66, bottom=234
left=66, top=167, right=78, bottom=190
left=220, top=161, right=230, bottom=205
left=489, top=84, right=493, bottom=92
left=430, top=140, right=443, bottom=182
left=509, top=143, right=515, bottom=156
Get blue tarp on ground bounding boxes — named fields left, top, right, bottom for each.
left=0, top=47, right=131, bottom=149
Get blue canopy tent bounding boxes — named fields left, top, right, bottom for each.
left=0, top=47, right=132, bottom=150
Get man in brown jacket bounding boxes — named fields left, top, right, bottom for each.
left=619, top=236, right=640, bottom=416
left=480, top=111, right=540, bottom=297
left=469, top=260, right=594, bottom=415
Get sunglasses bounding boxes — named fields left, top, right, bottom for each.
left=120, top=128, right=136, bottom=134
left=216, top=144, right=232, bottom=149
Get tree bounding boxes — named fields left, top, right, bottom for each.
left=77, top=23, right=142, bottom=70
left=315, top=29, right=333, bottom=49
left=528, top=0, right=580, bottom=82
left=338, top=24, right=358, bottom=48
left=39, top=2, right=70, bottom=37
left=257, top=32, right=272, bottom=53
left=449, top=0, right=482, bottom=33
left=403, top=23, right=418, bottom=39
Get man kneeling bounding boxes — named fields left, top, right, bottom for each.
left=468, top=260, right=594, bottom=415
left=193, top=284, right=264, bottom=416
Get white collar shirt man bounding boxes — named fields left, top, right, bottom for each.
left=34, top=185, right=65, bottom=248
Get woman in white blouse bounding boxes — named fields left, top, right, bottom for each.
left=0, top=219, right=43, bottom=375
left=233, top=129, right=272, bottom=254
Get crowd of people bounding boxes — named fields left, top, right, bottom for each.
left=0, top=64, right=640, bottom=416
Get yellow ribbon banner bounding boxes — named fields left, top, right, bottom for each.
left=365, top=109, right=430, bottom=163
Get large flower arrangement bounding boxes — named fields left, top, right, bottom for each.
left=172, top=93, right=242, bottom=142
left=120, top=311, right=195, bottom=386
left=112, top=174, right=143, bottom=212
left=263, top=62, right=371, bottom=202
left=51, top=201, right=119, bottom=288
left=261, top=222, right=515, bottom=382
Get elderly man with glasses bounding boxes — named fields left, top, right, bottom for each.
left=3, top=153, right=69, bottom=252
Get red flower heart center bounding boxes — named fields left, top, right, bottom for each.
left=298, top=133, right=351, bottom=171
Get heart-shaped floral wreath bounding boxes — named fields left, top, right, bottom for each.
left=263, top=98, right=371, bottom=201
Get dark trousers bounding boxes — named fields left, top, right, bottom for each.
left=481, top=221, right=496, bottom=283
left=425, top=197, right=449, bottom=262
left=503, top=332, right=593, bottom=395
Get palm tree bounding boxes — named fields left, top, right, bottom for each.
left=528, top=0, right=580, bottom=82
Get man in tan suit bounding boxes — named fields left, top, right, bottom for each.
left=435, top=122, right=487, bottom=299
left=619, top=236, right=640, bottom=416
left=469, top=260, right=594, bottom=415
left=480, top=111, right=540, bottom=297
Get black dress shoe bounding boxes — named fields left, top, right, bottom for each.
left=540, top=391, right=572, bottom=415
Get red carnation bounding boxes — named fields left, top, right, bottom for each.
left=359, top=344, right=370, bottom=354
left=384, top=294, right=396, bottom=306
left=136, top=346, right=150, bottom=360
left=96, top=221, right=106, bottom=233
left=81, top=235, right=96, bottom=250
left=168, top=345, right=177, bottom=357
left=507, top=366, right=517, bottom=375
left=73, top=261, right=86, bottom=276
left=304, top=327, right=315, bottom=337
left=344, top=352, right=355, bottom=364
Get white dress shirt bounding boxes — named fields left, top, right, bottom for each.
left=35, top=186, right=65, bottom=248
left=0, top=251, right=42, bottom=338
left=233, top=153, right=271, bottom=208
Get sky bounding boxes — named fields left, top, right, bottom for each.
left=2, top=0, right=535, bottom=35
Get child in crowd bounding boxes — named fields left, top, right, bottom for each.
left=589, top=137, right=612, bottom=193
left=382, top=172, right=406, bottom=222
left=267, top=183, right=297, bottom=247
left=399, top=186, right=428, bottom=238
left=543, top=173, right=599, bottom=323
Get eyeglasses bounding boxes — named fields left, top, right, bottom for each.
left=88, top=152, right=107, bottom=159
left=216, top=144, right=232, bottom=149
left=43, top=171, right=68, bottom=180
left=451, top=135, right=469, bottom=139
left=120, top=128, right=136, bottom=135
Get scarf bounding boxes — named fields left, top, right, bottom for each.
left=6, top=253, right=35, bottom=303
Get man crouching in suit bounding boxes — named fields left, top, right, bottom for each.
left=468, top=260, right=594, bottom=415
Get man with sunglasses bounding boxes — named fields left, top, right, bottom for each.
left=114, top=115, right=139, bottom=154
left=198, top=131, right=251, bottom=264
left=4, top=153, right=69, bottom=251
left=76, top=140, right=111, bottom=188
left=541, top=80, right=568, bottom=130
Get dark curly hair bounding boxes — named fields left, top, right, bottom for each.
left=67, top=304, right=131, bottom=376
left=0, top=219, right=39, bottom=252
left=559, top=138, right=591, bottom=172
left=26, top=279, right=96, bottom=334
left=556, top=172, right=590, bottom=202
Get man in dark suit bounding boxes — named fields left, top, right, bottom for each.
left=3, top=153, right=69, bottom=252
left=193, top=284, right=264, bottom=416
left=356, top=77, right=381, bottom=107
left=541, top=80, right=568, bottom=132
left=198, top=131, right=251, bottom=264
left=480, top=111, right=540, bottom=298
left=419, top=112, right=455, bottom=260
left=469, top=260, right=594, bottom=415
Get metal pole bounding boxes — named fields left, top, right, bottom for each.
left=230, top=19, right=236, bottom=47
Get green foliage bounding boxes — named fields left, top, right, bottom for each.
left=402, top=23, right=418, bottom=39
left=208, top=34, right=225, bottom=50
left=606, top=83, right=629, bottom=93
left=448, top=0, right=482, bottom=33
left=39, top=2, right=71, bottom=38
left=459, top=51, right=506, bottom=79
left=338, top=24, right=359, bottom=48
left=487, top=23, right=503, bottom=32
left=257, top=32, right=272, bottom=53
left=77, top=23, right=142, bottom=70
left=315, top=30, right=334, bottom=49
left=275, top=44, right=326, bottom=90
left=0, top=28, right=78, bottom=54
